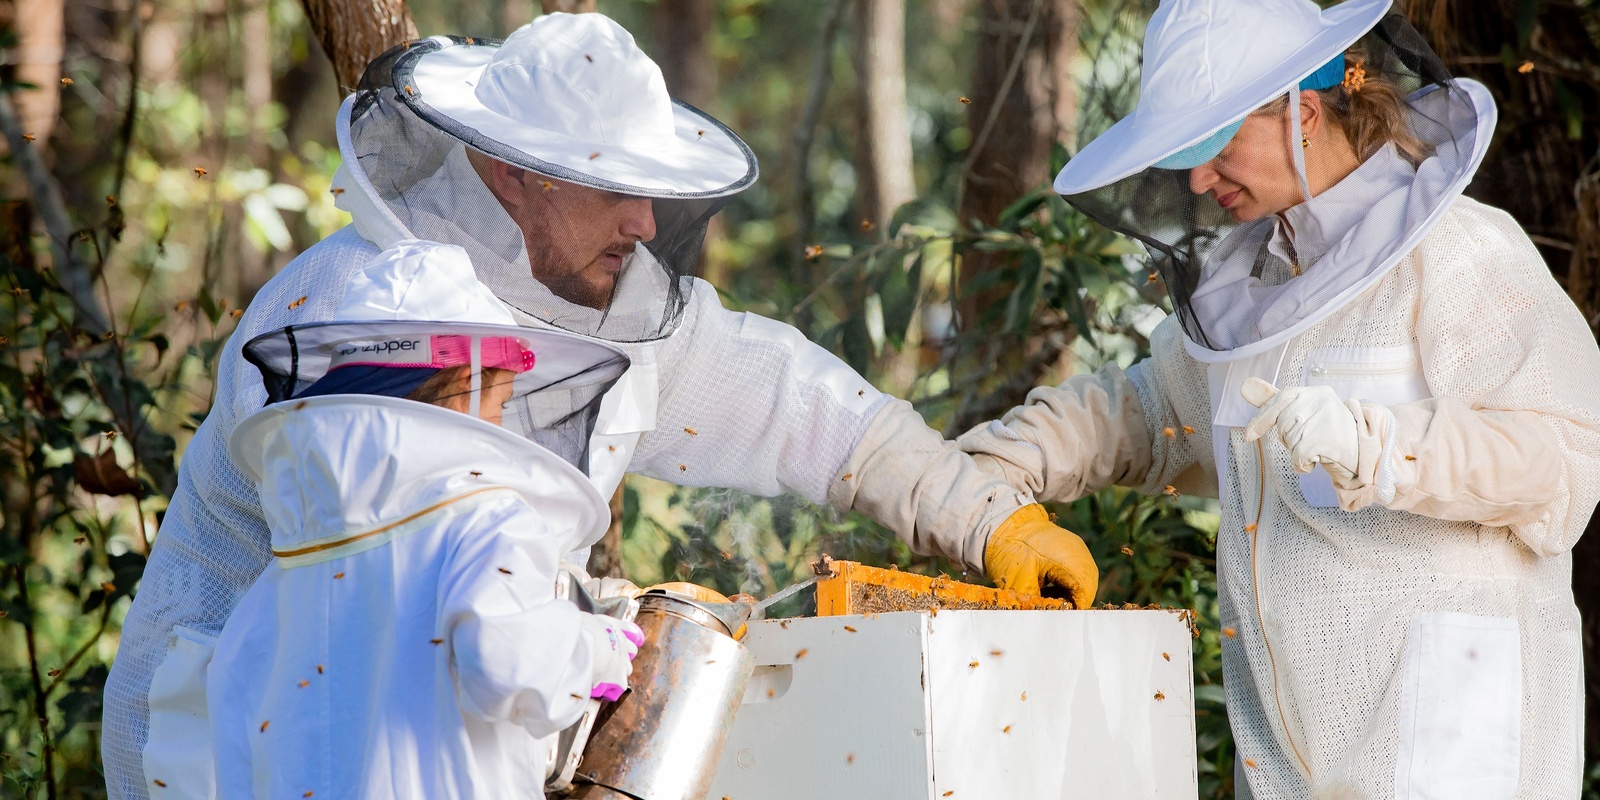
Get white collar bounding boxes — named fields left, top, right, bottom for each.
left=231, top=395, right=609, bottom=552
left=1183, top=81, right=1496, bottom=360
left=1268, top=144, right=1416, bottom=275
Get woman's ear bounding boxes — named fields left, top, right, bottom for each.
left=1298, top=89, right=1324, bottom=139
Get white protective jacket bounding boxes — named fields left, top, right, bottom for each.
left=207, top=394, right=609, bottom=799
left=959, top=195, right=1600, bottom=798
left=105, top=122, right=1025, bottom=800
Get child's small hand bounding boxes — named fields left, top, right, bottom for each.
left=581, top=614, right=644, bottom=701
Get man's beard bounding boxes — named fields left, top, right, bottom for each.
left=524, top=238, right=619, bottom=311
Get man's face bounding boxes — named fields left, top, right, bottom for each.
left=471, top=153, right=656, bottom=309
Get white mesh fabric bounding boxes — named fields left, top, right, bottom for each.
left=627, top=279, right=889, bottom=505
left=104, top=226, right=381, bottom=800
left=1117, top=197, right=1594, bottom=798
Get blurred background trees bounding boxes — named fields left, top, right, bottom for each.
left=1, top=0, right=1597, bottom=797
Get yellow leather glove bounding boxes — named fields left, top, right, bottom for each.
left=983, top=504, right=1099, bottom=609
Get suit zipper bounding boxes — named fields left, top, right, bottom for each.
left=1306, top=360, right=1414, bottom=379
left=1249, top=437, right=1312, bottom=779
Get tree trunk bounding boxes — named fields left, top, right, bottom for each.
left=955, top=0, right=1078, bottom=330
left=498, top=0, right=535, bottom=34
left=0, top=0, right=64, bottom=149
left=654, top=0, right=716, bottom=108
left=237, top=0, right=274, bottom=300
left=540, top=0, right=594, bottom=13
left=586, top=480, right=627, bottom=579
left=852, top=0, right=923, bottom=395
left=299, top=0, right=418, bottom=92
left=852, top=0, right=915, bottom=230
left=654, top=0, right=724, bottom=284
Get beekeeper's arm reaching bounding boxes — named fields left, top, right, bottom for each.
left=889, top=316, right=1215, bottom=544
left=630, top=289, right=1100, bottom=608
left=1240, top=205, right=1600, bottom=555
left=441, top=507, right=642, bottom=738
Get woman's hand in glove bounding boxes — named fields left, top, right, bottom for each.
left=1241, top=378, right=1359, bottom=481
left=581, top=614, right=645, bottom=702
left=983, top=504, right=1099, bottom=609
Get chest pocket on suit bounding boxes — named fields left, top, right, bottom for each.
left=1298, top=344, right=1432, bottom=507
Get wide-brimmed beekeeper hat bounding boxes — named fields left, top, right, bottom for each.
left=1051, top=0, right=1493, bottom=355
left=400, top=14, right=755, bottom=198
left=241, top=240, right=630, bottom=472
left=1055, top=0, right=1390, bottom=194
left=331, top=13, right=759, bottom=343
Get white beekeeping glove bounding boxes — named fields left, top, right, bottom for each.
left=580, top=614, right=644, bottom=702
left=1241, top=377, right=1360, bottom=482
left=560, top=561, right=644, bottom=601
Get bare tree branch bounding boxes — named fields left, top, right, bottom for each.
left=0, top=91, right=109, bottom=332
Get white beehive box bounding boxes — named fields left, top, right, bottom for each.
left=708, top=609, right=1197, bottom=799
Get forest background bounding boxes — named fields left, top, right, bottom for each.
left=1, top=0, right=1597, bottom=797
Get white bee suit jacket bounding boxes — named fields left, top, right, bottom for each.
left=957, top=196, right=1600, bottom=798
left=208, top=394, right=610, bottom=799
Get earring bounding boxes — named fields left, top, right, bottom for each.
left=1301, top=135, right=1310, bottom=148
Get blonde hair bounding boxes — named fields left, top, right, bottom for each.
left=406, top=365, right=515, bottom=410
left=1256, top=50, right=1433, bottom=164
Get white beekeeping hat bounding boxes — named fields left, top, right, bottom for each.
left=331, top=13, right=759, bottom=343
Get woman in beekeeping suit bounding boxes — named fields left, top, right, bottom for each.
left=208, top=240, right=642, bottom=798
left=953, top=0, right=1600, bottom=796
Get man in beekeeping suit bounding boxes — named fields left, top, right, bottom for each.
left=102, top=12, right=1099, bottom=799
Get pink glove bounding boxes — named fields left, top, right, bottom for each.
left=580, top=614, right=644, bottom=702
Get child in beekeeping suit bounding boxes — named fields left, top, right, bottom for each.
left=206, top=240, right=642, bottom=799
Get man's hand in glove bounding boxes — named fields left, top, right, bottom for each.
left=560, top=561, right=644, bottom=601
left=983, top=504, right=1099, bottom=609
left=581, top=613, right=644, bottom=702
left=1241, top=377, right=1359, bottom=482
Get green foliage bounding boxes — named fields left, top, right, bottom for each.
left=0, top=219, right=238, bottom=797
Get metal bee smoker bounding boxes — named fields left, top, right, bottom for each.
left=545, top=570, right=641, bottom=795
left=566, top=589, right=754, bottom=800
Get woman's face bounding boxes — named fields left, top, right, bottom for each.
left=1187, top=111, right=1303, bottom=223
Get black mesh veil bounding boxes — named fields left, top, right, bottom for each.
left=242, top=321, right=630, bottom=473
left=344, top=37, right=750, bottom=343
left=1063, top=14, right=1487, bottom=351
